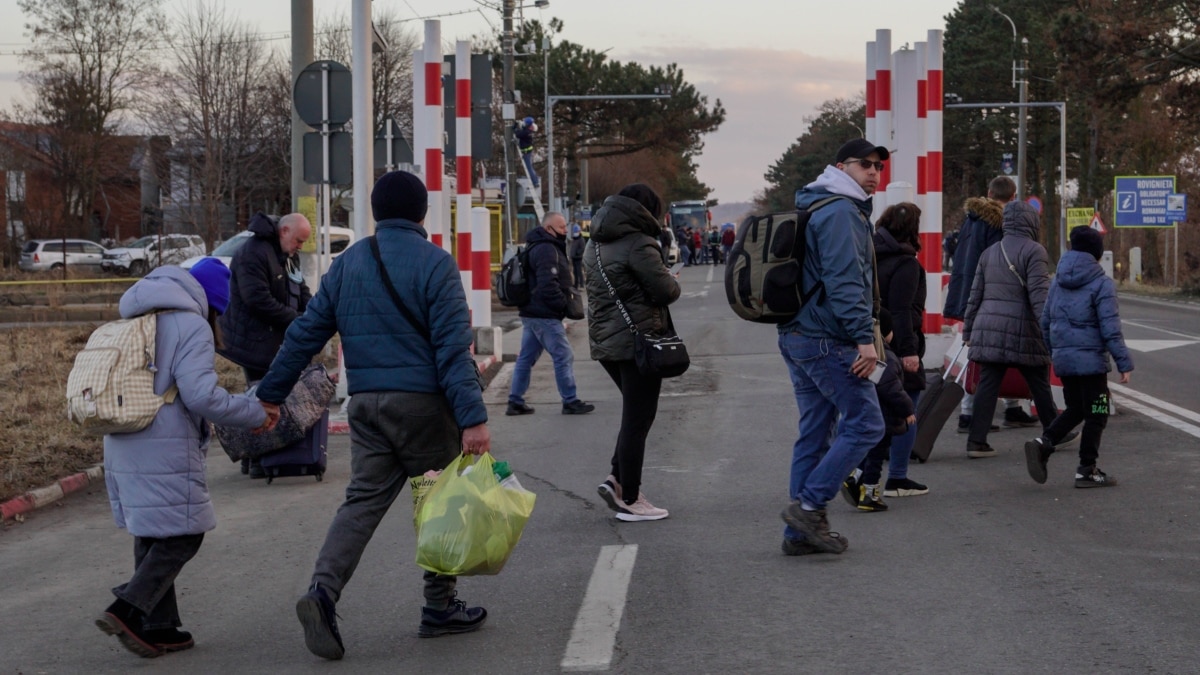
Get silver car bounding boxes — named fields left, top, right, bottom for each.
left=19, top=239, right=109, bottom=272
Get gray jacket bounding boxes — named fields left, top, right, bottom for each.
left=963, top=201, right=1052, bottom=366
left=104, top=266, right=266, bottom=538
left=583, top=195, right=680, bottom=362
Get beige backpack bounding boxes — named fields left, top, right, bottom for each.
left=66, top=313, right=177, bottom=435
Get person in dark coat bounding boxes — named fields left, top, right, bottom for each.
left=218, top=211, right=312, bottom=477
left=962, top=200, right=1059, bottom=458
left=871, top=202, right=929, bottom=498
left=97, top=261, right=274, bottom=658
left=568, top=223, right=587, bottom=288
left=506, top=211, right=594, bottom=416
left=841, top=308, right=915, bottom=512
left=944, top=177, right=1039, bottom=430
left=1025, top=226, right=1133, bottom=488
left=255, top=170, right=492, bottom=659
left=584, top=183, right=680, bottom=521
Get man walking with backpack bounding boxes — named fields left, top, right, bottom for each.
left=778, top=138, right=887, bottom=556
left=506, top=212, right=595, bottom=417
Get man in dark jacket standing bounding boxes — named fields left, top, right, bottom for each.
left=506, top=212, right=595, bottom=416
left=568, top=223, right=586, bottom=288
left=218, top=211, right=312, bottom=477
left=962, top=200, right=1059, bottom=458
left=255, top=171, right=492, bottom=660
left=943, top=176, right=1039, bottom=431
left=778, top=138, right=887, bottom=556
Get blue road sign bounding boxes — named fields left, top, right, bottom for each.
left=1114, top=175, right=1178, bottom=227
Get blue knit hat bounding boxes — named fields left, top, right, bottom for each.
left=188, top=257, right=231, bottom=314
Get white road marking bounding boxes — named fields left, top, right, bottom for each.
left=706, top=265, right=715, bottom=283
left=681, top=290, right=709, bottom=299
left=562, top=544, right=638, bottom=672
left=1123, top=320, right=1200, bottom=341
left=1110, top=382, right=1200, bottom=425
left=1111, top=395, right=1200, bottom=440
left=1124, top=339, right=1200, bottom=353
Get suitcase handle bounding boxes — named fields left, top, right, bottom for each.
left=944, top=342, right=967, bottom=380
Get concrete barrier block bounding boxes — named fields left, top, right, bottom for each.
left=27, top=484, right=64, bottom=509
left=473, top=326, right=503, bottom=356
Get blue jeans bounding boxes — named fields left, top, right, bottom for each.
left=509, top=317, right=579, bottom=405
left=778, top=333, right=884, bottom=536
left=888, top=390, right=921, bottom=480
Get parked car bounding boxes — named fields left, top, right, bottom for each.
left=19, top=238, right=109, bottom=273
left=102, top=234, right=206, bottom=276
left=180, top=226, right=356, bottom=270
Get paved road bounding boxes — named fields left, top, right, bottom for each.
left=2, top=265, right=1199, bottom=673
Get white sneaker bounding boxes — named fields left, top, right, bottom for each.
left=614, top=493, right=669, bottom=522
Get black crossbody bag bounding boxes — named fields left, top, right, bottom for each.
left=594, top=242, right=689, bottom=378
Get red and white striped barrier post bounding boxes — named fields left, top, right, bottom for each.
left=455, top=40, right=473, bottom=301
left=471, top=206, right=492, bottom=328
left=412, top=48, right=428, bottom=194
left=423, top=21, right=445, bottom=251
left=916, top=40, right=928, bottom=218
left=865, top=41, right=876, bottom=150
left=891, top=46, right=919, bottom=215
left=872, top=29, right=892, bottom=218
left=924, top=29, right=945, bottom=334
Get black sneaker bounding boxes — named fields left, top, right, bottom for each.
left=240, top=457, right=250, bottom=475
left=1075, top=466, right=1117, bottom=488
left=96, top=599, right=162, bottom=658
left=143, top=628, right=195, bottom=653
left=248, top=459, right=266, bottom=479
left=966, top=441, right=997, bottom=458
left=1023, top=437, right=1053, bottom=484
left=562, top=400, right=595, bottom=415
left=505, top=402, right=535, bottom=416
left=780, top=504, right=848, bottom=553
left=958, top=415, right=1000, bottom=433
left=418, top=596, right=488, bottom=637
left=883, top=477, right=929, bottom=497
left=296, top=583, right=345, bottom=660
left=856, top=485, right=889, bottom=512
left=1003, top=407, right=1040, bottom=427
left=840, top=473, right=861, bottom=508
left=781, top=532, right=849, bottom=556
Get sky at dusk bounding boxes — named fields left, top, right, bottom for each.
left=0, top=0, right=963, bottom=204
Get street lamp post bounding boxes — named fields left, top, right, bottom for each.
left=545, top=88, right=672, bottom=214
left=991, top=5, right=1029, bottom=200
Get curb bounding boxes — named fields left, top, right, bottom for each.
left=326, top=354, right=502, bottom=436
left=1, top=465, right=104, bottom=523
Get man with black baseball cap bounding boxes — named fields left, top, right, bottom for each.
left=777, top=138, right=889, bottom=556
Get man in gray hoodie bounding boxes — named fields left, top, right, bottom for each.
left=778, top=139, right=888, bottom=556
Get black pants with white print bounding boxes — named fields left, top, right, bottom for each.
left=1044, top=373, right=1110, bottom=470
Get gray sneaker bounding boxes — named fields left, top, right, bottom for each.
left=779, top=503, right=848, bottom=553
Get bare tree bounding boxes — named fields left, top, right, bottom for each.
left=146, top=1, right=280, bottom=244
left=12, top=0, right=166, bottom=241
left=316, top=7, right=418, bottom=133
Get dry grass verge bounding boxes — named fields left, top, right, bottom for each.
left=0, top=325, right=338, bottom=503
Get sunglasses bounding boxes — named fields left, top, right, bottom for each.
left=843, top=158, right=886, bottom=172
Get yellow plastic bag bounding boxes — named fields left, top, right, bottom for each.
left=414, top=453, right=536, bottom=576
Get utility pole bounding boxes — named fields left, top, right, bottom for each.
left=502, top=0, right=516, bottom=248
left=1017, top=37, right=1029, bottom=201
left=290, top=0, right=314, bottom=213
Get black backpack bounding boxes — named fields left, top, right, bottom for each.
left=724, top=197, right=843, bottom=323
left=496, top=242, right=541, bottom=307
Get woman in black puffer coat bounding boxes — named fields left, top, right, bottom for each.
left=873, top=202, right=929, bottom=497
left=583, top=184, right=680, bottom=522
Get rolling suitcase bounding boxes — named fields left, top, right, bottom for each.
left=911, top=343, right=967, bottom=463
left=260, top=410, right=328, bottom=484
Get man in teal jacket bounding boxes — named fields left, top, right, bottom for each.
left=778, top=138, right=887, bottom=556
left=257, top=171, right=491, bottom=660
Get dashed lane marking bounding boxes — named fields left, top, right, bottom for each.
left=561, top=544, right=638, bottom=672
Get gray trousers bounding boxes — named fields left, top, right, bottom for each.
left=311, top=391, right=462, bottom=610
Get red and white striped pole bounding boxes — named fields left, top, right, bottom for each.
left=873, top=30, right=892, bottom=217
left=423, top=21, right=445, bottom=251
left=455, top=40, right=473, bottom=303
left=891, top=47, right=919, bottom=210
left=412, top=48, right=427, bottom=184
left=470, top=206, right=492, bottom=328
left=924, top=29, right=945, bottom=334
left=865, top=41, right=876, bottom=148
left=916, top=40, right=929, bottom=218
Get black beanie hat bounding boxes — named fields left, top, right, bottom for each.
left=617, top=183, right=664, bottom=220
left=371, top=170, right=428, bottom=222
left=1069, top=225, right=1104, bottom=261
left=878, top=307, right=893, bottom=339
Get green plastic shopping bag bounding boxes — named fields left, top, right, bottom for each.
left=414, top=453, right=536, bottom=576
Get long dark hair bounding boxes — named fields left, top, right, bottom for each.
left=208, top=307, right=224, bottom=351
left=878, top=201, right=922, bottom=251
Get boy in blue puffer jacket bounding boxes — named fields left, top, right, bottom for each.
left=1025, top=226, right=1133, bottom=488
